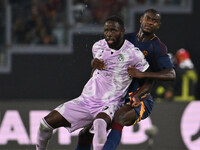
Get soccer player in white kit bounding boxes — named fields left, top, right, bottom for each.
left=36, top=15, right=149, bottom=150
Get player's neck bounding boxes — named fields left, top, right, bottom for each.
left=110, top=39, right=125, bottom=50
left=137, top=30, right=155, bottom=42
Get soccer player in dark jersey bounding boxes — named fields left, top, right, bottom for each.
left=75, top=9, right=176, bottom=150
left=102, top=9, right=175, bottom=150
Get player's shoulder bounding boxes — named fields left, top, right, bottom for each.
left=124, top=40, right=143, bottom=56
left=152, top=36, right=167, bottom=48
left=93, top=39, right=105, bottom=45
left=124, top=39, right=137, bottom=50
left=151, top=36, right=168, bottom=54
left=93, top=39, right=107, bottom=48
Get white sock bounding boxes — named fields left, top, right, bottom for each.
left=36, top=118, right=53, bottom=150
left=92, top=119, right=107, bottom=150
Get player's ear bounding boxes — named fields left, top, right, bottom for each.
left=140, top=16, right=143, bottom=23
left=156, top=22, right=161, bottom=29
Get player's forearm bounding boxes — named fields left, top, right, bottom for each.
left=142, top=68, right=176, bottom=81
left=134, top=79, right=155, bottom=98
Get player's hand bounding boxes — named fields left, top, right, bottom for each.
left=131, top=96, right=141, bottom=108
left=91, top=58, right=106, bottom=70
left=127, top=65, right=144, bottom=78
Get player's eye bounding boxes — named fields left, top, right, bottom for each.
left=146, top=16, right=150, bottom=20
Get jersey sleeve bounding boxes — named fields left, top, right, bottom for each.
left=92, top=41, right=101, bottom=58
left=153, top=39, right=175, bottom=70
left=133, top=49, right=149, bottom=72
left=157, top=54, right=174, bottom=69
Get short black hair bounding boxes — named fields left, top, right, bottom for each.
left=143, top=9, right=161, bottom=20
left=104, top=15, right=124, bottom=29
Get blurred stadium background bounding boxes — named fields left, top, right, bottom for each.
left=0, top=0, right=199, bottom=150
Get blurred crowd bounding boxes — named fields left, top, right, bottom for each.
left=72, top=0, right=188, bottom=26
left=130, top=0, right=188, bottom=5
left=12, top=0, right=66, bottom=45
left=73, top=0, right=127, bottom=25
left=8, top=0, right=188, bottom=45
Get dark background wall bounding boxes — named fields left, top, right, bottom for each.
left=0, top=1, right=199, bottom=100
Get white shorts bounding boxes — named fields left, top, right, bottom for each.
left=54, top=96, right=121, bottom=133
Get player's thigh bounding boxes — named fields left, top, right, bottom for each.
left=44, top=110, right=71, bottom=129
left=114, top=105, right=136, bottom=126
left=94, top=103, right=120, bottom=128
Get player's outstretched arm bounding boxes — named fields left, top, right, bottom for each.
left=128, top=66, right=175, bottom=81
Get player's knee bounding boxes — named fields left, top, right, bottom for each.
left=113, top=113, right=134, bottom=126
left=113, top=114, right=125, bottom=126
left=39, top=118, right=54, bottom=131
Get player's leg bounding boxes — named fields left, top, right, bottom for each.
left=74, top=112, right=112, bottom=150
left=75, top=102, right=118, bottom=150
left=75, top=124, right=93, bottom=150
left=36, top=96, right=91, bottom=150
left=36, top=110, right=71, bottom=150
left=102, top=105, right=136, bottom=150
left=92, top=112, right=112, bottom=150
left=103, top=98, right=153, bottom=150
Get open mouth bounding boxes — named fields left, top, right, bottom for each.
left=107, top=40, right=114, bottom=44
left=106, top=38, right=115, bottom=44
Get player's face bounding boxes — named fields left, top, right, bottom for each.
left=104, top=21, right=125, bottom=49
left=140, top=12, right=161, bottom=35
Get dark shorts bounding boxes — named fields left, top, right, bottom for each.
left=125, top=93, right=154, bottom=124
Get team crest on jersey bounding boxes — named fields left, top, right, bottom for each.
left=142, top=50, right=148, bottom=57
left=117, top=54, right=124, bottom=62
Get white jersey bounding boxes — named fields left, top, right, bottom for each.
left=81, top=39, right=149, bottom=105
left=55, top=39, right=149, bottom=132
